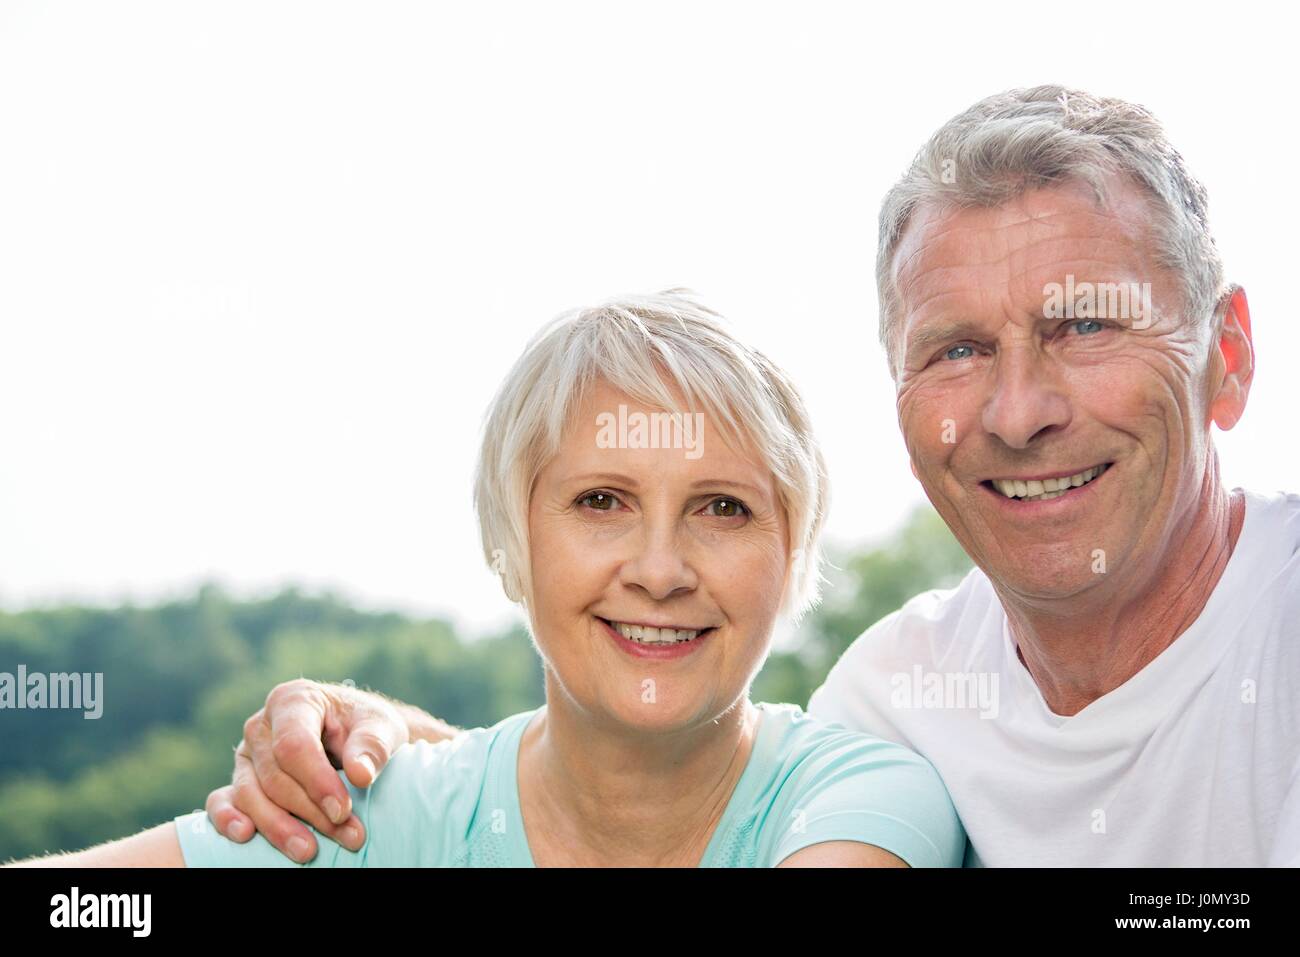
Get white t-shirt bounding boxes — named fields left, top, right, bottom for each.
left=807, top=487, right=1300, bottom=867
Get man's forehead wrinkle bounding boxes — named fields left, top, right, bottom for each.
left=908, top=282, right=991, bottom=322
left=892, top=202, right=1003, bottom=286
left=899, top=261, right=996, bottom=326
left=899, top=234, right=1131, bottom=320
left=892, top=179, right=1166, bottom=346
left=902, top=226, right=1152, bottom=296
left=894, top=198, right=1112, bottom=288
left=895, top=218, right=1019, bottom=296
left=1024, top=249, right=1148, bottom=291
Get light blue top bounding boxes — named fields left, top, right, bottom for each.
left=175, top=701, right=965, bottom=867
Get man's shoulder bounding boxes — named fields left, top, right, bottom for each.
left=1242, top=487, right=1300, bottom=537
left=805, top=568, right=1002, bottom=738
left=851, top=565, right=1001, bottom=663
left=1234, top=488, right=1300, bottom=611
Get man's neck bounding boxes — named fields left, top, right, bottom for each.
left=999, top=472, right=1245, bottom=717
left=516, top=685, right=759, bottom=866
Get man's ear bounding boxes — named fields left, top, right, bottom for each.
left=1210, top=285, right=1254, bottom=431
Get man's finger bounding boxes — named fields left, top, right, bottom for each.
left=242, top=738, right=367, bottom=854
left=261, top=690, right=355, bottom=825
left=340, top=711, right=407, bottom=789
left=228, top=749, right=323, bottom=862
left=205, top=785, right=254, bottom=843
left=229, top=741, right=370, bottom=857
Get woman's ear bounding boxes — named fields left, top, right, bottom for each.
left=1209, top=285, right=1254, bottom=432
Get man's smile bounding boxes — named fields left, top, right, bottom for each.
left=972, top=461, right=1114, bottom=516
left=979, top=462, right=1113, bottom=503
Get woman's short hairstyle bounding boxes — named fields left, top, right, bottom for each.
left=473, top=288, right=829, bottom=621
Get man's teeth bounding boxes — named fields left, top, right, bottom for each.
left=992, top=464, right=1109, bottom=502
left=610, top=621, right=702, bottom=644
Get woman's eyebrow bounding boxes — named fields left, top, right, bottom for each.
left=689, top=478, right=768, bottom=498
left=563, top=473, right=768, bottom=498
left=564, top=472, right=642, bottom=488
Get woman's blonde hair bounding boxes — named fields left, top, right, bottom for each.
left=473, top=288, right=829, bottom=621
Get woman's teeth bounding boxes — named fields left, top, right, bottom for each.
left=609, top=621, right=703, bottom=644
left=991, top=463, right=1110, bottom=502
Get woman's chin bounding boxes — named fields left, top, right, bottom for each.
left=584, top=691, right=732, bottom=736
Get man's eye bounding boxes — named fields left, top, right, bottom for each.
left=578, top=491, right=620, bottom=511
left=1068, top=319, right=1104, bottom=335
left=943, top=344, right=976, bottom=361
left=703, top=497, right=749, bottom=518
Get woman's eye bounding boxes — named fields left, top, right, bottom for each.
left=943, top=344, right=975, bottom=361
left=578, top=491, right=620, bottom=511
left=703, top=497, right=749, bottom=518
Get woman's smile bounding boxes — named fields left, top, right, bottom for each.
left=597, top=615, right=719, bottom=660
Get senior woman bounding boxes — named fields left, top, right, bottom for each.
left=14, top=290, right=964, bottom=868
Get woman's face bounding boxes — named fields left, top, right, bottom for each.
left=526, top=377, right=791, bottom=733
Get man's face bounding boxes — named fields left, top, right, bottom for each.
left=891, top=174, right=1222, bottom=601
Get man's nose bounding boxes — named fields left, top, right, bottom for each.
left=980, top=345, right=1072, bottom=449
left=617, top=521, right=699, bottom=601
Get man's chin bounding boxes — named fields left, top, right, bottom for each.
left=968, top=538, right=1114, bottom=602
left=985, top=558, right=1112, bottom=603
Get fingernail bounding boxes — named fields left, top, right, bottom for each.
left=287, top=837, right=311, bottom=863
left=357, top=754, right=376, bottom=783
left=323, top=796, right=344, bottom=824
left=343, top=824, right=362, bottom=847
left=228, top=819, right=251, bottom=841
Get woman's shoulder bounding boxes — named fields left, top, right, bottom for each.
left=752, top=701, right=947, bottom=778
left=355, top=708, right=540, bottom=865
left=380, top=707, right=539, bottom=807
left=174, top=709, right=542, bottom=868
left=391, top=708, right=537, bottom=774
left=744, top=701, right=965, bottom=867
left=757, top=700, right=918, bottom=751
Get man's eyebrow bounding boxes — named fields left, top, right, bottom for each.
left=903, top=320, right=984, bottom=359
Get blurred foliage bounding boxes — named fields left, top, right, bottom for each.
left=0, top=506, right=971, bottom=860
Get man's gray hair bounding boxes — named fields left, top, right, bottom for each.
left=875, top=84, right=1226, bottom=373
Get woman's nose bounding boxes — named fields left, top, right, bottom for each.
left=616, top=525, right=699, bottom=601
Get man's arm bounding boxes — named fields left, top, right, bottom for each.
left=204, top=679, right=460, bottom=863
left=389, top=698, right=462, bottom=747
left=6, top=822, right=185, bottom=868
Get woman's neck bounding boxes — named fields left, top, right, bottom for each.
left=516, top=681, right=761, bottom=867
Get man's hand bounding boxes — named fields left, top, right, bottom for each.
left=204, top=678, right=457, bottom=863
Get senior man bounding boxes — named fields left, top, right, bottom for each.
left=205, top=86, right=1298, bottom=866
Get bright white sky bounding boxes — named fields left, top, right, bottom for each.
left=1, top=1, right=1295, bottom=638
